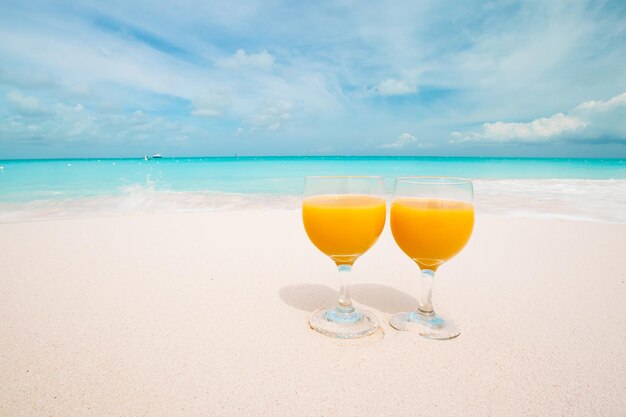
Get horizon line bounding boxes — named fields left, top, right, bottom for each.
left=2, top=155, right=626, bottom=162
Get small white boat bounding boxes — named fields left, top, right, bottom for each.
left=152, top=153, right=163, bottom=159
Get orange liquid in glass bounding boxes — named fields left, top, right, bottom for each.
left=391, top=198, right=474, bottom=270
left=302, top=194, right=386, bottom=265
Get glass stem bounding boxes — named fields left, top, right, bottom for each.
left=418, top=269, right=435, bottom=315
left=336, top=264, right=355, bottom=314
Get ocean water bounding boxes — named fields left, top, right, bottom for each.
left=1, top=156, right=625, bottom=222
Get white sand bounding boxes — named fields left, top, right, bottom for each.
left=1, top=210, right=625, bottom=416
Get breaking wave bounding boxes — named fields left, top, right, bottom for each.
left=1, top=179, right=625, bottom=223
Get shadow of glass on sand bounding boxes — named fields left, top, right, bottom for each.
left=351, top=283, right=417, bottom=314
left=279, top=283, right=417, bottom=314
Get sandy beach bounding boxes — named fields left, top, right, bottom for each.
left=1, top=210, right=625, bottom=416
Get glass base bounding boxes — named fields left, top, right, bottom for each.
left=309, top=306, right=379, bottom=339
left=389, top=310, right=460, bottom=340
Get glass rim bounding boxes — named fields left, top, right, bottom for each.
left=395, top=176, right=472, bottom=185
left=304, top=175, right=384, bottom=180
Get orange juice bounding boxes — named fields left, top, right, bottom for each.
left=391, top=198, right=474, bottom=270
left=302, top=194, right=386, bottom=265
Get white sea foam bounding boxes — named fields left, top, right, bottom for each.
left=0, top=179, right=625, bottom=223
left=473, top=179, right=626, bottom=223
left=0, top=185, right=300, bottom=223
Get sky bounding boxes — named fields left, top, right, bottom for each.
left=1, top=0, right=626, bottom=158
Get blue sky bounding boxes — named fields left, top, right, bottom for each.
left=1, top=0, right=626, bottom=158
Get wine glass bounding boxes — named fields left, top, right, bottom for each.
left=302, top=176, right=386, bottom=338
left=389, top=177, right=474, bottom=339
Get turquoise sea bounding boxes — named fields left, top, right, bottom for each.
left=1, top=156, right=626, bottom=222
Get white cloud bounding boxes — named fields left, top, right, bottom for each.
left=381, top=133, right=431, bottom=149
left=453, top=113, right=586, bottom=143
left=451, top=91, right=626, bottom=144
left=5, top=90, right=51, bottom=116
left=0, top=103, right=198, bottom=145
left=217, top=49, right=274, bottom=69
left=575, top=92, right=626, bottom=111
left=191, top=108, right=221, bottom=117
left=191, top=92, right=231, bottom=118
left=249, top=99, right=294, bottom=131
left=377, top=78, right=417, bottom=96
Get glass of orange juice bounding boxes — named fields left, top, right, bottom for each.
left=302, top=176, right=386, bottom=338
left=390, top=177, right=474, bottom=339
